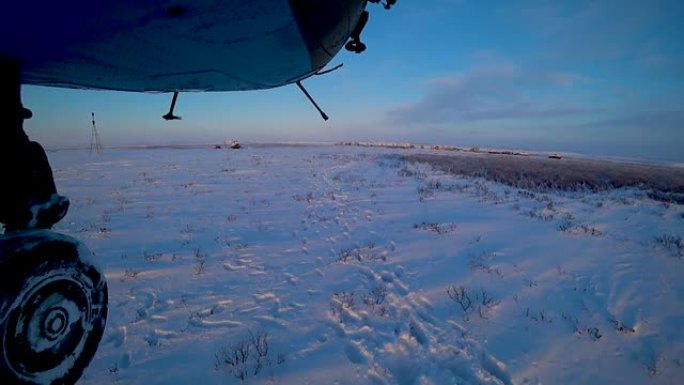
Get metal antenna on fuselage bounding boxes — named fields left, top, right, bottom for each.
left=296, top=81, right=329, bottom=121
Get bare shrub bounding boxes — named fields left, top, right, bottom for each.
left=585, top=327, right=602, bottom=341
left=194, top=247, right=207, bottom=275
left=413, top=221, right=458, bottom=235
left=558, top=220, right=574, bottom=232
left=215, top=331, right=284, bottom=381
left=417, top=179, right=443, bottom=200
left=143, top=251, right=163, bottom=262
left=331, top=288, right=389, bottom=318
left=363, top=286, right=388, bottom=317
left=180, top=224, right=193, bottom=235
left=120, top=268, right=140, bottom=282
left=447, top=285, right=499, bottom=320
left=330, top=291, right=355, bottom=317
left=336, top=242, right=387, bottom=264
left=477, top=288, right=499, bottom=319
left=525, top=308, right=553, bottom=323
left=469, top=252, right=503, bottom=278
left=478, top=290, right=494, bottom=307
left=647, top=190, right=684, bottom=205
left=611, top=318, right=636, bottom=334
left=558, top=221, right=603, bottom=237
left=338, top=247, right=362, bottom=263
left=527, top=209, right=555, bottom=222
left=397, top=166, right=426, bottom=179
left=447, top=285, right=473, bottom=313
left=579, top=224, right=603, bottom=236
left=654, top=234, right=684, bottom=258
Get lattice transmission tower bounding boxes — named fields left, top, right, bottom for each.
left=90, top=112, right=103, bottom=155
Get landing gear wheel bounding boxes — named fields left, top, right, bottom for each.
left=345, top=40, right=367, bottom=54
left=0, top=231, right=108, bottom=385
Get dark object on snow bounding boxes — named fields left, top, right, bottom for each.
left=0, top=59, right=68, bottom=233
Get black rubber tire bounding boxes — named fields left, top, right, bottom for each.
left=345, top=40, right=367, bottom=53
left=0, top=231, right=108, bottom=385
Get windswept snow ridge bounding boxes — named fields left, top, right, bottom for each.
left=44, top=145, right=683, bottom=385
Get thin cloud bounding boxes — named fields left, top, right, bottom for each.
left=584, top=110, right=684, bottom=131
left=386, top=65, right=600, bottom=126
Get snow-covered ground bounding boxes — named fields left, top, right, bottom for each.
left=45, top=145, right=683, bottom=385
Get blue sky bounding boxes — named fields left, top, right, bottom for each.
left=23, top=0, right=684, bottom=162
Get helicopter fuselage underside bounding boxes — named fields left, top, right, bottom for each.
left=1, top=0, right=367, bottom=92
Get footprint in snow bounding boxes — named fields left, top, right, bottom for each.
left=223, top=262, right=247, bottom=271
left=106, top=326, right=127, bottom=348
left=284, top=272, right=299, bottom=285
left=345, top=340, right=370, bottom=364
left=188, top=316, right=241, bottom=329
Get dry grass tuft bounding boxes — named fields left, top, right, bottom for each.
left=404, top=153, right=684, bottom=203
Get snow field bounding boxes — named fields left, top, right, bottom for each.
left=45, top=145, right=683, bottom=384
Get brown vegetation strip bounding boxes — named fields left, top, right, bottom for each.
left=403, top=153, right=684, bottom=202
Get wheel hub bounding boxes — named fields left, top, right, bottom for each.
left=4, top=276, right=89, bottom=376
left=43, top=307, right=69, bottom=340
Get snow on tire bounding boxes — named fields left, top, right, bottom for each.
left=0, top=230, right=107, bottom=385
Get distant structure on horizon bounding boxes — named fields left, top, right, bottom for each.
left=225, top=139, right=241, bottom=149
left=90, top=112, right=103, bottom=155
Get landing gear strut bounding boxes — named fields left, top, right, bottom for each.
left=345, top=10, right=369, bottom=54
left=345, top=1, right=398, bottom=54
left=0, top=59, right=108, bottom=385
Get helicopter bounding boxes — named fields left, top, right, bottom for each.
left=0, top=1, right=396, bottom=384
